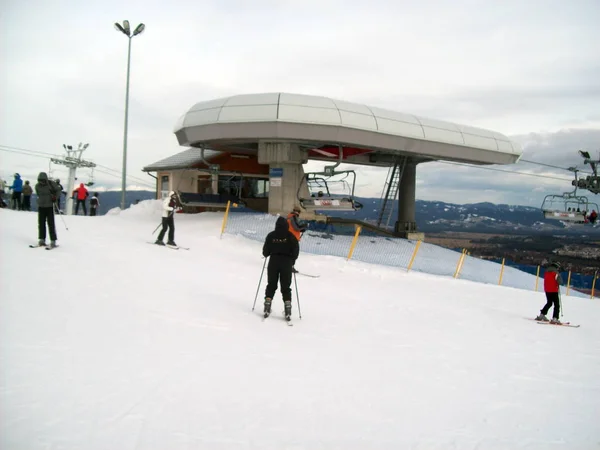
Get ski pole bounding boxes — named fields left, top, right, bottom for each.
left=293, top=270, right=302, bottom=319
left=54, top=202, right=69, bottom=231
left=152, top=220, right=162, bottom=235
left=153, top=209, right=175, bottom=235
left=252, top=257, right=268, bottom=311
left=559, top=292, right=563, bottom=318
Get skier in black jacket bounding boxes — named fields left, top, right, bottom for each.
left=35, top=172, right=60, bottom=247
left=262, top=216, right=300, bottom=320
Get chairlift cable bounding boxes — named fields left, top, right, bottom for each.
left=435, top=160, right=573, bottom=182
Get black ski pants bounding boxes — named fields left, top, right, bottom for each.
left=22, top=195, right=31, bottom=211
left=541, top=292, right=560, bottom=319
left=157, top=215, right=175, bottom=242
left=265, top=256, right=294, bottom=301
left=11, top=192, right=22, bottom=210
left=90, top=206, right=97, bottom=216
left=75, top=199, right=87, bottom=215
left=38, top=206, right=57, bottom=241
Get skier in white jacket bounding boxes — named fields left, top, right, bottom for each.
left=155, top=191, right=181, bottom=246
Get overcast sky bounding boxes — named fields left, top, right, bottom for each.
left=1, top=0, right=599, bottom=207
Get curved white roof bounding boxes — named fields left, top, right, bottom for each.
left=174, top=93, right=522, bottom=165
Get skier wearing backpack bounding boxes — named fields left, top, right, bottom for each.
left=262, top=216, right=299, bottom=321
left=90, top=192, right=100, bottom=216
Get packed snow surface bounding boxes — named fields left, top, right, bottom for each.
left=1, top=202, right=599, bottom=450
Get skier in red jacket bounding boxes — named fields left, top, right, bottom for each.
left=536, top=262, right=563, bottom=324
left=72, top=183, right=89, bottom=215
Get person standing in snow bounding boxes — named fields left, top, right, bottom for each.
left=262, top=216, right=300, bottom=321
left=72, top=183, right=89, bottom=215
left=34, top=172, right=60, bottom=247
left=9, top=173, right=23, bottom=210
left=54, top=178, right=64, bottom=212
left=21, top=180, right=33, bottom=211
left=155, top=191, right=181, bottom=247
left=90, top=192, right=100, bottom=216
left=536, top=262, right=563, bottom=324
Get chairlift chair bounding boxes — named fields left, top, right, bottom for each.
left=85, top=167, right=95, bottom=187
left=541, top=192, right=598, bottom=223
left=298, top=169, right=363, bottom=211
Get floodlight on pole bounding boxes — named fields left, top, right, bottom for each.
left=114, top=19, right=145, bottom=210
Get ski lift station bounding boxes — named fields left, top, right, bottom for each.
left=143, top=93, right=522, bottom=239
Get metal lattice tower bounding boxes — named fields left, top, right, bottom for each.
left=51, top=143, right=95, bottom=215
left=377, top=156, right=407, bottom=228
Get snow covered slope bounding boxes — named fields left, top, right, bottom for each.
left=1, top=203, right=599, bottom=450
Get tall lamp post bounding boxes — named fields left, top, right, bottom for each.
left=114, top=20, right=145, bottom=210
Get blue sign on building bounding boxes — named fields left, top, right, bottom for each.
left=269, top=168, right=283, bottom=177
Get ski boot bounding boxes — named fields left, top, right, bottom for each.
left=550, top=318, right=562, bottom=325
left=535, top=314, right=549, bottom=322
left=50, top=241, right=57, bottom=249
left=284, top=300, right=292, bottom=321
left=155, top=239, right=165, bottom=246
left=38, top=239, right=46, bottom=247
left=167, top=240, right=177, bottom=247
left=263, top=298, right=272, bottom=318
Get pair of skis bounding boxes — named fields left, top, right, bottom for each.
left=29, top=244, right=58, bottom=251
left=529, top=318, right=580, bottom=328
left=147, top=242, right=189, bottom=250
left=262, top=312, right=293, bottom=326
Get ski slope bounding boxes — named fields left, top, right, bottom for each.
left=1, top=202, right=599, bottom=450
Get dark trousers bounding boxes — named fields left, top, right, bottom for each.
left=11, top=192, right=22, bottom=210
left=157, top=215, right=175, bottom=242
left=38, top=207, right=57, bottom=241
left=90, top=206, right=97, bottom=216
left=265, top=256, right=294, bottom=301
left=75, top=199, right=87, bottom=215
left=541, top=292, right=560, bottom=319
left=22, top=195, right=31, bottom=211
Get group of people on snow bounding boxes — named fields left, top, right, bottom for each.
left=1, top=173, right=100, bottom=216
left=72, top=183, right=100, bottom=216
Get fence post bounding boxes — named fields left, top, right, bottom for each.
left=566, top=270, right=572, bottom=296
left=407, top=240, right=422, bottom=272
left=220, top=200, right=232, bottom=239
left=498, top=258, right=506, bottom=285
left=591, top=271, right=598, bottom=299
left=535, top=265, right=540, bottom=291
left=454, top=249, right=466, bottom=279
left=346, top=225, right=362, bottom=260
